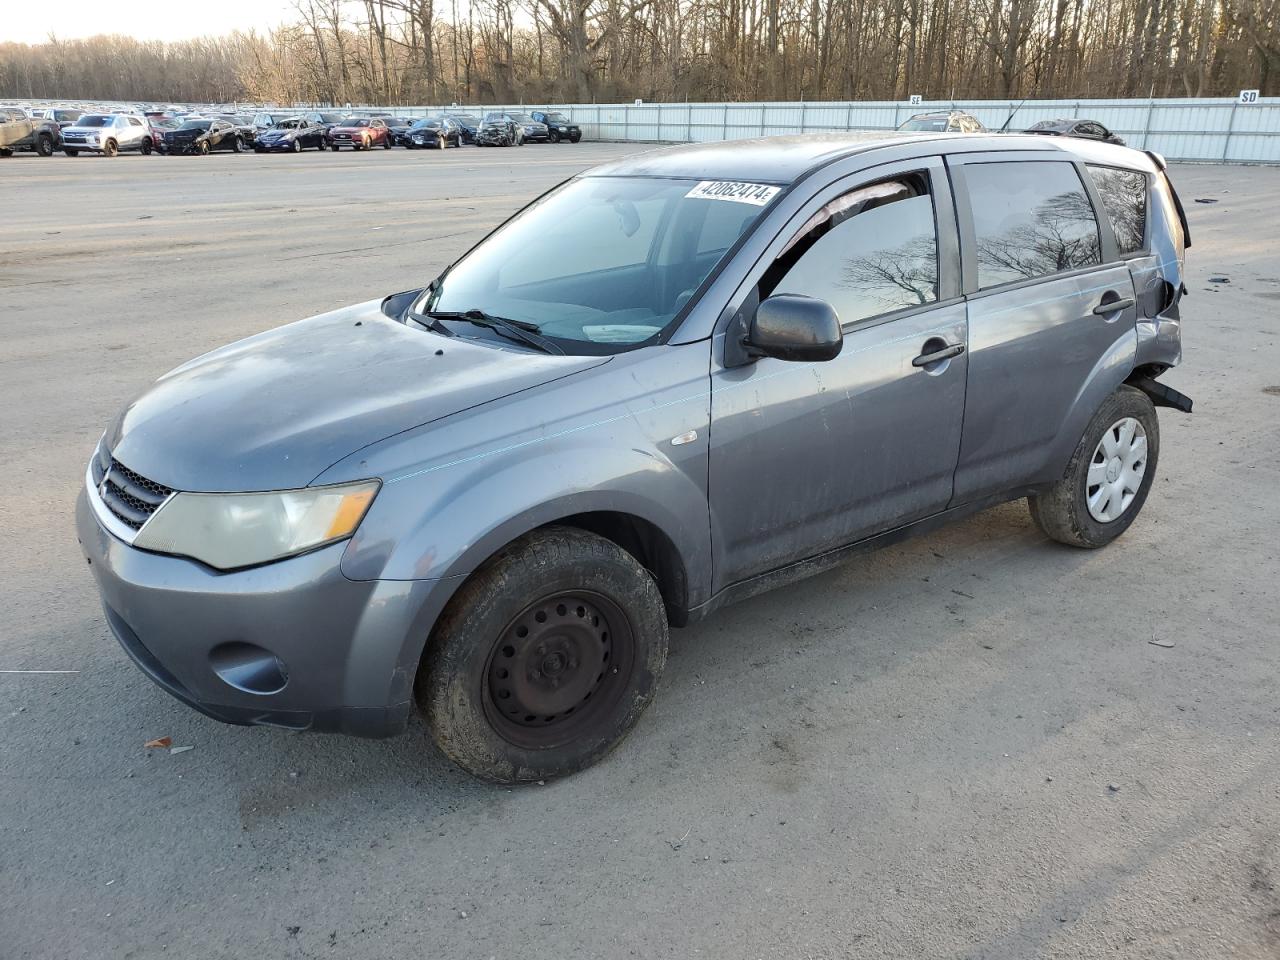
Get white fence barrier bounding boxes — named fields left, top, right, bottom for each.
left=390, top=97, right=1280, bottom=164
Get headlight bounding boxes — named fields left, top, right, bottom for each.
left=133, top=480, right=379, bottom=570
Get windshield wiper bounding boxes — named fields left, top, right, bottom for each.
left=428, top=309, right=565, bottom=355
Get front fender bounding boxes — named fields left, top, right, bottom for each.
left=321, top=342, right=714, bottom=605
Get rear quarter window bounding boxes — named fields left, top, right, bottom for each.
left=965, top=160, right=1101, bottom=289
left=1087, top=165, right=1148, bottom=255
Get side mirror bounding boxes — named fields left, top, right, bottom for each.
left=743, top=294, right=843, bottom=363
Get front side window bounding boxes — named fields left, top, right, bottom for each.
left=422, top=176, right=776, bottom=349
left=1088, top=165, right=1147, bottom=254
left=761, top=175, right=938, bottom=325
left=966, top=160, right=1101, bottom=289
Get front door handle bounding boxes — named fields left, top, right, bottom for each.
left=1093, top=296, right=1135, bottom=315
left=912, top=342, right=965, bottom=367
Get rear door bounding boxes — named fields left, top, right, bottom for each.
left=947, top=154, right=1137, bottom=502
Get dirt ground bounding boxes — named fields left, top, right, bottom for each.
left=1, top=144, right=1278, bottom=959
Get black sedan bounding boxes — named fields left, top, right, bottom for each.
left=476, top=113, right=523, bottom=147
left=385, top=117, right=416, bottom=146
left=530, top=110, right=582, bottom=143
left=1025, top=118, right=1126, bottom=146
left=403, top=117, right=463, bottom=149
left=445, top=113, right=480, bottom=144
left=254, top=117, right=327, bottom=152
left=159, top=118, right=243, bottom=155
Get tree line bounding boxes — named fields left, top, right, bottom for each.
left=1, top=0, right=1275, bottom=107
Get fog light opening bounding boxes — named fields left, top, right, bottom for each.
left=210, top=642, right=289, bottom=695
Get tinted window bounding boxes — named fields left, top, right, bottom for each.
left=966, top=161, right=1101, bottom=289
left=1088, top=165, right=1147, bottom=254
left=763, top=176, right=938, bottom=324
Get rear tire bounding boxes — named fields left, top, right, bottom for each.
left=418, top=527, right=668, bottom=784
left=1028, top=385, right=1160, bottom=549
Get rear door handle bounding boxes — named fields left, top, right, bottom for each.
left=912, top=342, right=965, bottom=367
left=1093, top=296, right=1134, bottom=315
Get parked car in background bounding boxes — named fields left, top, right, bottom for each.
left=476, top=113, right=523, bottom=147
left=251, top=110, right=297, bottom=133
left=254, top=117, right=327, bottom=152
left=60, top=113, right=152, bottom=156
left=327, top=117, right=392, bottom=151
left=215, top=114, right=258, bottom=146
left=897, top=110, right=986, bottom=132
left=510, top=112, right=550, bottom=142
left=0, top=107, right=61, bottom=156
left=159, top=118, right=243, bottom=155
left=75, top=131, right=1192, bottom=784
left=404, top=116, right=462, bottom=149
left=38, top=107, right=83, bottom=128
left=385, top=117, right=416, bottom=145
left=1025, top=118, right=1126, bottom=146
left=445, top=113, right=480, bottom=144
left=530, top=110, right=582, bottom=143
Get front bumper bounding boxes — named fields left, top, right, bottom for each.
left=76, top=489, right=457, bottom=738
left=257, top=140, right=299, bottom=151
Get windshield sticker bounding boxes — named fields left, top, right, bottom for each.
left=685, top=181, right=781, bottom=206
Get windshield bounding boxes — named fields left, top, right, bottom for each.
left=340, top=118, right=369, bottom=127
left=413, top=118, right=443, bottom=129
left=79, top=116, right=113, bottom=127
left=420, top=176, right=776, bottom=351
left=482, top=113, right=507, bottom=123
left=544, top=113, right=570, bottom=123
left=270, top=120, right=297, bottom=129
left=320, top=113, right=343, bottom=123
left=898, top=117, right=948, bottom=131
left=179, top=120, right=211, bottom=130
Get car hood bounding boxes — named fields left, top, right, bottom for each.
left=330, top=126, right=367, bottom=134
left=104, top=301, right=610, bottom=493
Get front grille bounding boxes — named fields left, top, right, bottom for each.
left=91, top=448, right=173, bottom=530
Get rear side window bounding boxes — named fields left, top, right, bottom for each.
left=966, top=161, right=1101, bottom=289
left=1087, top=165, right=1147, bottom=255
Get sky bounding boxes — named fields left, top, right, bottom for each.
left=6, top=0, right=301, bottom=44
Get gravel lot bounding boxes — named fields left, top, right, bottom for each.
left=2, top=145, right=1279, bottom=960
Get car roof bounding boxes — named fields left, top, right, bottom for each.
left=584, top=132, right=1151, bottom=184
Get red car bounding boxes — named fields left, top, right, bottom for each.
left=326, top=117, right=392, bottom=151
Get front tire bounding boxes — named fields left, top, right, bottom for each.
left=63, top=149, right=78, bottom=157
left=1028, top=385, right=1160, bottom=548
left=36, top=134, right=54, bottom=156
left=419, top=527, right=668, bottom=784
left=103, top=139, right=118, bottom=157
left=140, top=137, right=152, bottom=155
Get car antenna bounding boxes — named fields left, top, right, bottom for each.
left=998, top=97, right=1028, bottom=133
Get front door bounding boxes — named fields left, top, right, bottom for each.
left=709, top=157, right=969, bottom=588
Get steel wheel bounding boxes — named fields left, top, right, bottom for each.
left=1085, top=416, right=1148, bottom=522
left=483, top=591, right=635, bottom=751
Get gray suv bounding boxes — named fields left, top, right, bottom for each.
left=77, top=133, right=1192, bottom=783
